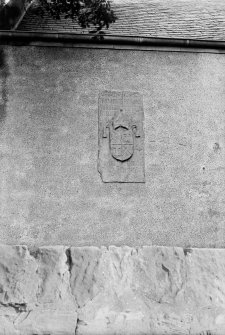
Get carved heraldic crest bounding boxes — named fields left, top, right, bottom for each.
left=103, top=109, right=140, bottom=162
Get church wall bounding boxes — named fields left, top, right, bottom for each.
left=0, top=45, right=225, bottom=247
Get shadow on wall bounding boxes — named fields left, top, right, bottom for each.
left=0, top=48, right=9, bottom=124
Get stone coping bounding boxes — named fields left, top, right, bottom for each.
left=0, top=244, right=224, bottom=334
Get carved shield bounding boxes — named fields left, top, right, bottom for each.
left=109, top=127, right=134, bottom=162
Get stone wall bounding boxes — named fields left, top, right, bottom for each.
left=1, top=244, right=225, bottom=334
left=0, top=45, right=225, bottom=247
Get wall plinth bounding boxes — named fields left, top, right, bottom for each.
left=0, top=244, right=225, bottom=335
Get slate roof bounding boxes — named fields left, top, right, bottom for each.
left=16, top=0, right=225, bottom=41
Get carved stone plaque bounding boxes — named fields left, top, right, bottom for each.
left=98, top=91, right=145, bottom=183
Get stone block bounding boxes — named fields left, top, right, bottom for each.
left=0, top=244, right=77, bottom=335
left=98, top=91, right=145, bottom=183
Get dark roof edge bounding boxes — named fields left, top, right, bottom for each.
left=1, top=30, right=225, bottom=49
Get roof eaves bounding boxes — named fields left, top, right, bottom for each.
left=1, top=30, right=225, bottom=50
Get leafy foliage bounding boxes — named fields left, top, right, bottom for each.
left=34, top=0, right=117, bottom=33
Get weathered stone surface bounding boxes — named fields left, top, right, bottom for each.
left=0, top=245, right=77, bottom=335
left=71, top=246, right=225, bottom=335
left=1, top=244, right=225, bottom=334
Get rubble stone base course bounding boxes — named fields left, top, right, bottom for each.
left=0, top=245, right=225, bottom=334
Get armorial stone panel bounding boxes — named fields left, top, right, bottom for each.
left=98, top=91, right=145, bottom=183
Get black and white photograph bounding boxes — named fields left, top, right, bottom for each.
left=0, top=0, right=225, bottom=334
